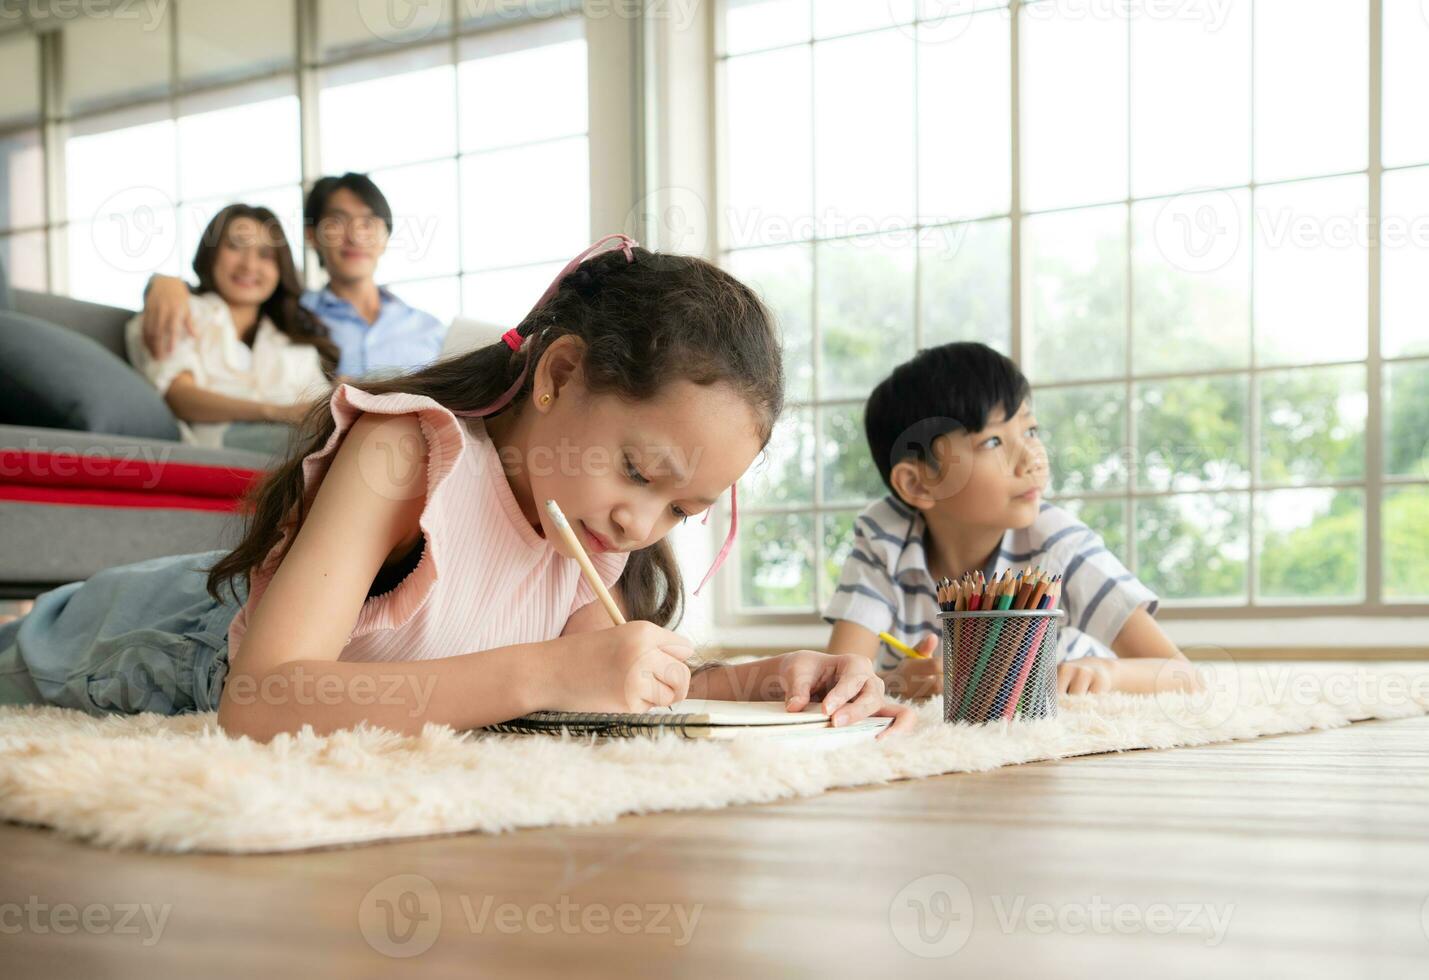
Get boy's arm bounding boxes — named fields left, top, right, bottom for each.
left=1072, top=606, right=1199, bottom=694
left=827, top=619, right=881, bottom=662
left=1061, top=657, right=1201, bottom=695
left=1109, top=606, right=1186, bottom=660
left=1058, top=608, right=1196, bottom=694
left=141, top=274, right=197, bottom=359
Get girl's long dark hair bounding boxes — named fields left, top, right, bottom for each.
left=193, top=203, right=340, bottom=375
left=205, top=245, right=784, bottom=629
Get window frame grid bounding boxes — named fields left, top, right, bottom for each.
left=0, top=1, right=589, bottom=302
left=714, top=0, right=1429, bottom=624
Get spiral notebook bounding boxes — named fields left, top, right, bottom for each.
left=481, top=699, right=893, bottom=742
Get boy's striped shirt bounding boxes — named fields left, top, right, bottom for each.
left=822, top=494, right=1159, bottom=672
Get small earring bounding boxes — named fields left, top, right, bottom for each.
left=539, top=393, right=552, bottom=406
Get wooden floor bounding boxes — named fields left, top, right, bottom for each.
left=2, top=713, right=1428, bottom=978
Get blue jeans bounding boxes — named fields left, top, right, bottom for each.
left=0, top=550, right=247, bottom=716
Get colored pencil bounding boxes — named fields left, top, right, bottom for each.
left=956, top=574, right=1015, bottom=720
left=936, top=565, right=1064, bottom=721
left=878, top=631, right=926, bottom=660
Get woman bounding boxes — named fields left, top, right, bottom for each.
left=125, top=204, right=340, bottom=453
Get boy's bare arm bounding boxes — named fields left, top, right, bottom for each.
left=1058, top=657, right=1203, bottom=695
left=826, top=619, right=882, bottom=662
left=1109, top=606, right=1186, bottom=660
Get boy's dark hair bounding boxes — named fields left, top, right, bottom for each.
left=303, top=173, right=394, bottom=265
left=864, top=342, right=1031, bottom=494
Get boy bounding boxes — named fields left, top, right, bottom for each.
left=824, top=343, right=1199, bottom=699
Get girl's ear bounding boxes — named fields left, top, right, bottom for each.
left=536, top=334, right=588, bottom=405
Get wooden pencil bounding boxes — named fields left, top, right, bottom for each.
left=544, top=498, right=624, bottom=627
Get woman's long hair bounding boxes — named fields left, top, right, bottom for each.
left=205, top=246, right=785, bottom=629
left=192, top=203, right=340, bottom=376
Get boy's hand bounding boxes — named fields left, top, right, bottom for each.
left=1057, top=658, right=1117, bottom=696
left=777, top=651, right=917, bottom=739
left=878, top=635, right=942, bottom=700
left=142, top=274, right=196, bottom=359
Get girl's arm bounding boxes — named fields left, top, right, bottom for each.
left=560, top=586, right=630, bottom=635
left=686, top=651, right=917, bottom=736
left=564, top=600, right=914, bottom=732
left=218, top=411, right=548, bottom=740
left=164, top=371, right=310, bottom=425
left=566, top=600, right=888, bottom=710
left=685, top=656, right=784, bottom=702
left=829, top=619, right=943, bottom=700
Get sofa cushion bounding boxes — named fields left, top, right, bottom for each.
left=0, top=423, right=277, bottom=468
left=13, top=289, right=134, bottom=360
left=0, top=501, right=247, bottom=588
left=0, top=309, right=181, bottom=440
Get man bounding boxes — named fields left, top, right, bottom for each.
left=139, top=173, right=447, bottom=380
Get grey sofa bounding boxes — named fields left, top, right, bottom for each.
left=0, top=252, right=506, bottom=599
left=0, top=288, right=278, bottom=598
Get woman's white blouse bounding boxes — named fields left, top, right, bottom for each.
left=125, top=291, right=331, bottom=448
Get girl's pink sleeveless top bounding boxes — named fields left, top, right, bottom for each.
left=227, top=384, right=628, bottom=663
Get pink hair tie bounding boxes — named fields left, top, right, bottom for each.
left=455, top=232, right=739, bottom=601
left=455, top=233, right=639, bottom=419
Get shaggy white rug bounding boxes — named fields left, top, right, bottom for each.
left=1, top=661, right=1426, bottom=854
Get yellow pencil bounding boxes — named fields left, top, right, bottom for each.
left=879, top=631, right=929, bottom=659
left=544, top=498, right=625, bottom=627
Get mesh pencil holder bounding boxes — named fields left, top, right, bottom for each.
left=939, top=609, right=1065, bottom=724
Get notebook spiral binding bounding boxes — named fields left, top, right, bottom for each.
left=482, top=710, right=702, bottom=738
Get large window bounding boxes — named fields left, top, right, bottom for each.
left=719, top=0, right=1429, bottom=618
left=0, top=31, right=44, bottom=291
left=318, top=16, right=590, bottom=327
left=63, top=87, right=303, bottom=308
left=55, top=0, right=300, bottom=306
left=0, top=1, right=589, bottom=323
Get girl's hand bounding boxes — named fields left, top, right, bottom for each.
left=778, top=650, right=918, bottom=739
left=1057, top=658, right=1116, bottom=696
left=261, top=401, right=312, bottom=426
left=551, top=621, right=696, bottom=713
left=878, top=635, right=942, bottom=700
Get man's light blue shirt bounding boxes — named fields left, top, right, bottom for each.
left=301, top=286, right=447, bottom=379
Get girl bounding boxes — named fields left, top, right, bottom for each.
left=1, top=234, right=915, bottom=742
left=125, top=204, right=340, bottom=454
